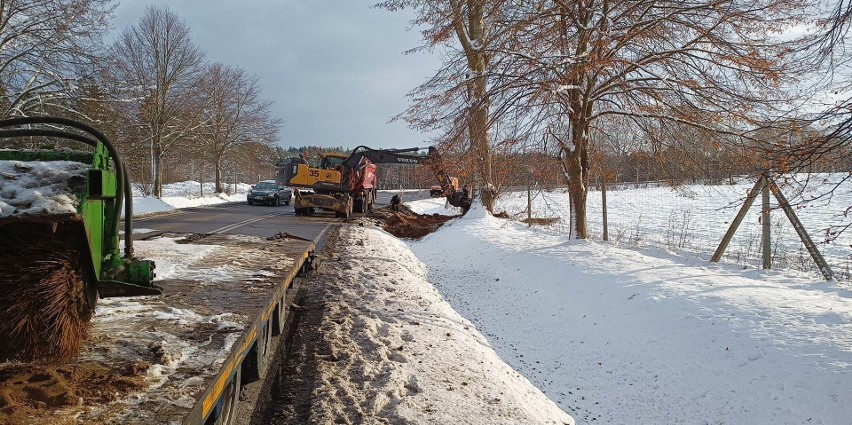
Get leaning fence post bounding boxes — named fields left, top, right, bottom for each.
left=711, top=176, right=766, bottom=263
left=766, top=177, right=835, bottom=281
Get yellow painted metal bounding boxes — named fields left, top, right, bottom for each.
left=199, top=247, right=314, bottom=421
left=288, top=163, right=342, bottom=187
left=202, top=326, right=255, bottom=416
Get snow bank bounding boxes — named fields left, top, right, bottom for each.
left=312, top=224, right=573, bottom=424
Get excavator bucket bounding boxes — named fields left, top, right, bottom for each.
left=425, top=147, right=473, bottom=213
left=0, top=117, right=159, bottom=362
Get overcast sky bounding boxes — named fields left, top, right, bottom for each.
left=112, top=0, right=441, bottom=151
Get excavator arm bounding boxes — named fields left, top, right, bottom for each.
left=278, top=145, right=472, bottom=214
left=424, top=147, right=472, bottom=212
left=342, top=146, right=472, bottom=212
left=342, top=146, right=426, bottom=168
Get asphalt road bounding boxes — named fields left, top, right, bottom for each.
left=132, top=202, right=328, bottom=240
left=131, top=189, right=433, bottom=240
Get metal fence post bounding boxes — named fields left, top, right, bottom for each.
left=602, top=178, right=609, bottom=241
left=762, top=181, right=771, bottom=270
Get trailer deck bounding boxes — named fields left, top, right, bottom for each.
left=0, top=232, right=314, bottom=424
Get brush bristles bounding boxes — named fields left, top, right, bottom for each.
left=0, top=223, right=93, bottom=362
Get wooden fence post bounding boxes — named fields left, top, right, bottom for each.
left=766, top=177, right=834, bottom=281
left=711, top=176, right=766, bottom=263
left=527, top=175, right=532, bottom=228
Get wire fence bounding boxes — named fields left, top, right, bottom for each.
left=494, top=175, right=852, bottom=281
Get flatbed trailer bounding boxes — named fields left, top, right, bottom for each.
left=0, top=232, right=315, bottom=425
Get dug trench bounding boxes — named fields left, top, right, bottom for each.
left=365, top=204, right=460, bottom=239
left=250, top=205, right=460, bottom=424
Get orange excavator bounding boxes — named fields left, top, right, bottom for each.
left=275, top=146, right=472, bottom=217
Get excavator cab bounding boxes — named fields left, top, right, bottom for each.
left=278, top=156, right=343, bottom=189
left=320, top=153, right=347, bottom=170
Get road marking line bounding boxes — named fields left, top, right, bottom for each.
left=209, top=212, right=287, bottom=234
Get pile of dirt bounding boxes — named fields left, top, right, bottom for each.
left=363, top=205, right=459, bottom=239
left=0, top=361, right=147, bottom=423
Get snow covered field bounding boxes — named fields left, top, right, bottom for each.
left=132, top=181, right=250, bottom=215
left=407, top=197, right=852, bottom=424
left=495, top=174, right=852, bottom=279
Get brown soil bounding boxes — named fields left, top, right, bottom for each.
left=0, top=361, right=147, bottom=425
left=363, top=205, right=460, bottom=239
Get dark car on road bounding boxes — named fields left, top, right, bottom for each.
left=247, top=180, right=292, bottom=206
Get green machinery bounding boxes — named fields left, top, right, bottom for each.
left=0, top=116, right=160, bottom=313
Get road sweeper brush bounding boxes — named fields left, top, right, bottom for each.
left=0, top=117, right=159, bottom=362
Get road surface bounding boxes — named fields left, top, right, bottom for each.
left=132, top=189, right=433, bottom=238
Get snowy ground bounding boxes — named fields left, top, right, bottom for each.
left=11, top=173, right=845, bottom=424
left=297, top=223, right=574, bottom=424
left=121, top=182, right=852, bottom=423
left=502, top=174, right=852, bottom=278
left=406, top=197, right=852, bottom=424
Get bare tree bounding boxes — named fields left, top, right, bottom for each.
left=377, top=0, right=504, bottom=211
left=0, top=0, right=114, bottom=117
left=108, top=5, right=205, bottom=197
left=486, top=0, right=807, bottom=238
left=229, top=141, right=277, bottom=185
left=199, top=63, right=281, bottom=193
left=770, top=1, right=852, bottom=170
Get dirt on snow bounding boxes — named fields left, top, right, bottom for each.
left=0, top=361, right=147, bottom=425
left=358, top=204, right=460, bottom=239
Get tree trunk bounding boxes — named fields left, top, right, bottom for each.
left=153, top=154, right=163, bottom=198
left=568, top=174, right=588, bottom=239
left=470, top=89, right=493, bottom=211
left=151, top=140, right=163, bottom=198
left=458, top=0, right=494, bottom=213
left=561, top=116, right=590, bottom=239
left=215, top=156, right=223, bottom=193
left=564, top=148, right=588, bottom=239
